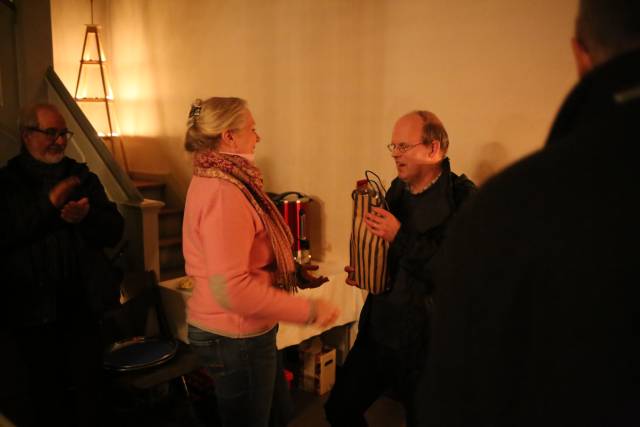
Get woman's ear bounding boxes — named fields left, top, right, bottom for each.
left=221, top=129, right=234, bottom=145
left=217, top=129, right=236, bottom=152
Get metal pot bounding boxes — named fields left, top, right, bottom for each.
left=268, top=191, right=312, bottom=264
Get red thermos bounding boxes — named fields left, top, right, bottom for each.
left=268, top=192, right=312, bottom=264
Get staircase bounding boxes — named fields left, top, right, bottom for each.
left=131, top=176, right=186, bottom=281
left=42, top=67, right=183, bottom=281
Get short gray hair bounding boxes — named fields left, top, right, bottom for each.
left=414, top=110, right=450, bottom=155
left=18, top=103, right=60, bottom=133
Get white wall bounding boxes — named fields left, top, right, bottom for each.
left=51, top=0, right=579, bottom=263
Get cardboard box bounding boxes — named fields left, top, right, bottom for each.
left=300, top=344, right=336, bottom=395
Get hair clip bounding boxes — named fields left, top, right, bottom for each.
left=189, top=105, right=201, bottom=119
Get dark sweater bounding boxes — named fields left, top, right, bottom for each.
left=0, top=152, right=124, bottom=327
left=360, top=158, right=476, bottom=358
left=420, top=49, right=640, bottom=426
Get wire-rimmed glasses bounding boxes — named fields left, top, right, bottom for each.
left=27, top=127, right=74, bottom=141
left=386, top=142, right=422, bottom=153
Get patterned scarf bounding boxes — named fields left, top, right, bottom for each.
left=193, top=149, right=298, bottom=292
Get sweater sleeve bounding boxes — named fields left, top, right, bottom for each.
left=199, top=182, right=311, bottom=324
left=390, top=175, right=478, bottom=290
left=0, top=171, right=62, bottom=254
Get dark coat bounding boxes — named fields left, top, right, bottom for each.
left=0, top=152, right=124, bottom=328
left=419, top=50, right=640, bottom=426
left=360, top=158, right=476, bottom=361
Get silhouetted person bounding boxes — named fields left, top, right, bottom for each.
left=418, top=1, right=640, bottom=425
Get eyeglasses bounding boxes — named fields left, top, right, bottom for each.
left=386, top=142, right=422, bottom=153
left=27, top=127, right=74, bottom=141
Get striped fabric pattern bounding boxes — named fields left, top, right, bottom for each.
left=347, top=182, right=389, bottom=294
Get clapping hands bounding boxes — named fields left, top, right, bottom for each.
left=49, top=176, right=90, bottom=223
left=61, top=197, right=90, bottom=223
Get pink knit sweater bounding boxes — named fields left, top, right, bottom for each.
left=183, top=176, right=312, bottom=337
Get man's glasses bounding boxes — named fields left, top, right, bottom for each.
left=386, top=142, right=422, bottom=153
left=27, top=127, right=74, bottom=141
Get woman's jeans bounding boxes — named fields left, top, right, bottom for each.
left=188, top=325, right=278, bottom=427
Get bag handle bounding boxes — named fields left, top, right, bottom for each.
left=364, top=170, right=389, bottom=210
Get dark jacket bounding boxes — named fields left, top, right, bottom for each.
left=0, top=152, right=124, bottom=328
left=360, top=158, right=476, bottom=358
left=420, top=50, right=640, bottom=426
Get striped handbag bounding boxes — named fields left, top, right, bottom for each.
left=345, top=171, right=390, bottom=294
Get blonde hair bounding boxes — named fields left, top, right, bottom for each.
left=184, top=97, right=248, bottom=152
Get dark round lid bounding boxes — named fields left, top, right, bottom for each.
left=104, top=336, right=177, bottom=372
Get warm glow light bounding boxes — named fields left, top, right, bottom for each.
left=97, top=131, right=121, bottom=137
left=67, top=11, right=163, bottom=137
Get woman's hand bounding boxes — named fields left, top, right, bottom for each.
left=365, top=207, right=400, bottom=243
left=308, top=298, right=340, bottom=328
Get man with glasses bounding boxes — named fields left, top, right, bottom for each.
left=325, top=111, right=476, bottom=426
left=0, top=103, right=124, bottom=426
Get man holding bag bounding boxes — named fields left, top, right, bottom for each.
left=325, top=111, right=476, bottom=426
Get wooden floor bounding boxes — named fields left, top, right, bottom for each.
left=99, top=348, right=407, bottom=427
left=101, top=381, right=405, bottom=427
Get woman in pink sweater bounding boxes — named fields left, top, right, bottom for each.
left=183, top=97, right=339, bottom=426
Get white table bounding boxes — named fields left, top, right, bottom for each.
left=159, top=260, right=367, bottom=353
